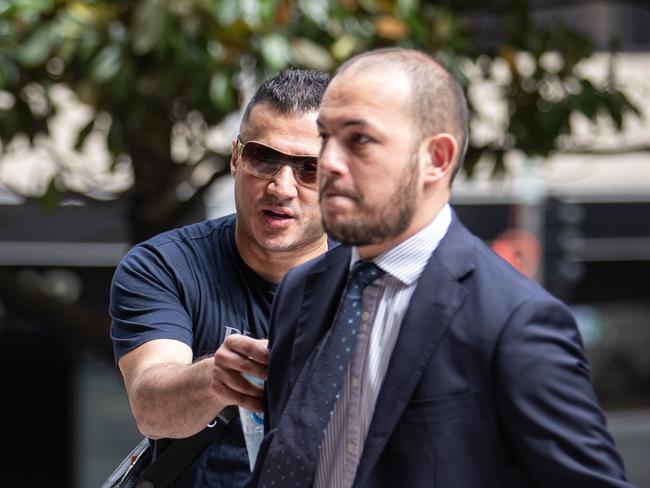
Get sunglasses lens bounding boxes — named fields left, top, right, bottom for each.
left=295, top=158, right=317, bottom=186
left=241, top=142, right=283, bottom=177
left=241, top=141, right=318, bottom=187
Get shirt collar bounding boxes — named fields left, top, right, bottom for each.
left=350, top=203, right=452, bottom=286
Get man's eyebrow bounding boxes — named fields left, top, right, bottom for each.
left=316, top=118, right=369, bottom=129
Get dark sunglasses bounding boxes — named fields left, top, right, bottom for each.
left=236, top=136, right=319, bottom=189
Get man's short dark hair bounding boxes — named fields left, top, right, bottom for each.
left=242, top=68, right=330, bottom=124
left=337, top=48, right=469, bottom=181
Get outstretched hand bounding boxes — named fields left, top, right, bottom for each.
left=211, top=335, right=269, bottom=413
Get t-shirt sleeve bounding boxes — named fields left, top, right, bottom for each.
left=110, top=243, right=193, bottom=362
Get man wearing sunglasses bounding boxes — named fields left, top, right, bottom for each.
left=110, top=69, right=332, bottom=487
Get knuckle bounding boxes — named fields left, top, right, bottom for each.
left=213, top=347, right=226, bottom=361
left=235, top=356, right=249, bottom=372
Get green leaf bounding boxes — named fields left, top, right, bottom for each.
left=603, top=93, right=623, bottom=130
left=613, top=90, right=642, bottom=118
left=260, top=34, right=291, bottom=71
left=0, top=1, right=12, bottom=17
left=17, top=24, right=52, bottom=67
left=56, top=37, right=78, bottom=64
left=0, top=55, right=20, bottom=86
left=6, top=0, right=52, bottom=20
left=132, top=0, right=166, bottom=56
left=107, top=118, right=124, bottom=156
left=64, top=2, right=99, bottom=26
left=209, top=71, right=233, bottom=111
left=40, top=176, right=60, bottom=210
left=298, top=0, right=329, bottom=24
left=600, top=89, right=641, bottom=131
left=215, top=0, right=239, bottom=27
left=396, top=0, right=419, bottom=19
left=89, top=44, right=122, bottom=83
left=569, top=79, right=599, bottom=122
left=290, top=38, right=334, bottom=71
left=331, top=34, right=356, bottom=61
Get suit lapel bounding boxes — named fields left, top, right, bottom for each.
left=288, top=245, right=351, bottom=386
left=353, top=218, right=474, bottom=488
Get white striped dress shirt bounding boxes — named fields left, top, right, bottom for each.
left=314, top=204, right=452, bottom=488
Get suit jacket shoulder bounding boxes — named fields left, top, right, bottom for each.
left=265, top=244, right=352, bottom=428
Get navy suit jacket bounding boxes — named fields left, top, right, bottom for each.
left=249, top=215, right=632, bottom=487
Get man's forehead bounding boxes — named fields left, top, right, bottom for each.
left=318, top=68, right=412, bottom=127
left=241, top=105, right=320, bottom=153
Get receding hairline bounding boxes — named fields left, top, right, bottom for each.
left=336, top=48, right=445, bottom=78
left=335, top=49, right=463, bottom=134
left=333, top=48, right=469, bottom=179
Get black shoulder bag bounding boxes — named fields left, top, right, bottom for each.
left=101, top=406, right=237, bottom=488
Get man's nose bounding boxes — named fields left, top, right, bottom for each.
left=318, top=141, right=348, bottom=178
left=267, top=165, right=299, bottom=200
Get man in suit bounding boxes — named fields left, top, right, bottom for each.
left=249, top=48, right=633, bottom=487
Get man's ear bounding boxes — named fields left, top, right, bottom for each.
left=230, top=138, right=238, bottom=177
left=420, top=133, right=458, bottom=183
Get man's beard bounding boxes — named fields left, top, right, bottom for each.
left=321, top=155, right=419, bottom=247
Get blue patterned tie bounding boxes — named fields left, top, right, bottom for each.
left=257, top=260, right=385, bottom=488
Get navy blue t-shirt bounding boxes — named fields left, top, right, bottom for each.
left=110, top=214, right=277, bottom=487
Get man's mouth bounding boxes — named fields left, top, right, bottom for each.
left=264, top=210, right=290, bottom=219
left=261, top=207, right=295, bottom=220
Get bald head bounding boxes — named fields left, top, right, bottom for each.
left=336, top=48, right=469, bottom=180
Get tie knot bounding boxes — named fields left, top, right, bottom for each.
left=348, top=260, right=384, bottom=293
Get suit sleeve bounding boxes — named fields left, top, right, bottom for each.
left=495, top=296, right=632, bottom=487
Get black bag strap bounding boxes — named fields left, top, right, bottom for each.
left=133, top=406, right=238, bottom=488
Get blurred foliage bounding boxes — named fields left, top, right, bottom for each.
left=0, top=0, right=641, bottom=242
